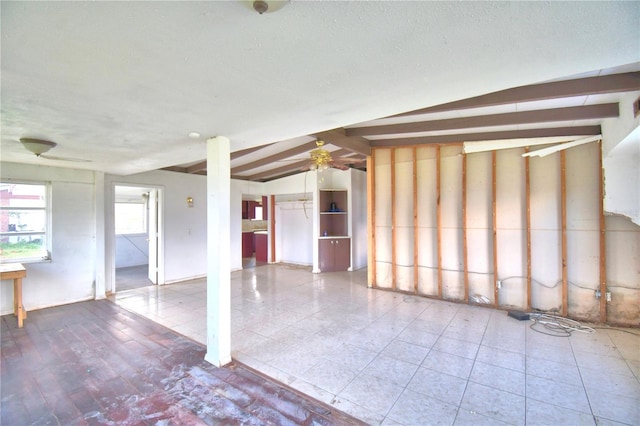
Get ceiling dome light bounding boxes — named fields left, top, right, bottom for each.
left=20, top=138, right=57, bottom=156
left=250, top=0, right=288, bottom=15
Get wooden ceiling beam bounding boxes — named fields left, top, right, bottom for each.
left=393, top=72, right=640, bottom=117
left=313, top=129, right=371, bottom=156
left=186, top=161, right=207, bottom=174
left=241, top=159, right=311, bottom=181
left=231, top=143, right=275, bottom=160
left=231, top=141, right=318, bottom=174
left=369, top=125, right=602, bottom=147
left=347, top=103, right=618, bottom=137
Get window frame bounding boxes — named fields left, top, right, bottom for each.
left=114, top=200, right=148, bottom=236
left=0, top=180, right=52, bottom=263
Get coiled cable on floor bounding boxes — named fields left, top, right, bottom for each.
left=529, top=313, right=595, bottom=337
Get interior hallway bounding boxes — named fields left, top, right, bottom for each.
left=112, top=264, right=640, bottom=425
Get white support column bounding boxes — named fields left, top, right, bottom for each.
left=94, top=171, right=106, bottom=299
left=205, top=136, right=232, bottom=367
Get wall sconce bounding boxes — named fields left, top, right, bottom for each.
left=186, top=197, right=194, bottom=208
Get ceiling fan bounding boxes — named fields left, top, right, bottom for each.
left=303, top=140, right=365, bottom=171
left=20, top=138, right=91, bottom=162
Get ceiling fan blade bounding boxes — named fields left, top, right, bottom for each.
left=40, top=154, right=92, bottom=162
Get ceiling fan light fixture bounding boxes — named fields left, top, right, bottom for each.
left=20, top=138, right=57, bottom=156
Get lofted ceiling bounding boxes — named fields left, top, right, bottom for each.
left=1, top=1, right=639, bottom=179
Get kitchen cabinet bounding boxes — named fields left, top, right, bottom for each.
left=242, top=201, right=262, bottom=220
left=242, top=232, right=254, bottom=258
left=254, top=231, right=268, bottom=262
left=319, top=237, right=350, bottom=272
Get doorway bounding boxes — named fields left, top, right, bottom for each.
left=114, top=185, right=164, bottom=291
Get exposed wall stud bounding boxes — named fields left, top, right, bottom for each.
left=413, top=147, right=419, bottom=294
left=525, top=148, right=532, bottom=311
left=492, top=150, right=499, bottom=307
left=436, top=145, right=443, bottom=298
left=367, top=152, right=376, bottom=287
left=561, top=150, right=568, bottom=317
left=462, top=153, right=469, bottom=303
left=598, top=141, right=607, bottom=322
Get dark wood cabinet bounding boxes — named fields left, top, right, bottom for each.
left=319, top=238, right=350, bottom=272
left=242, top=232, right=254, bottom=257
left=242, top=200, right=262, bottom=220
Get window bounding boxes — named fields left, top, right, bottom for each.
left=0, top=182, right=50, bottom=262
left=115, top=202, right=147, bottom=235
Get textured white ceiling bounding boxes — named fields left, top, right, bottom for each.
left=1, top=1, right=638, bottom=175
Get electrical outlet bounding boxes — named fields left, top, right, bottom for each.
left=606, top=291, right=612, bottom=302
left=595, top=289, right=601, bottom=299
left=496, top=280, right=502, bottom=289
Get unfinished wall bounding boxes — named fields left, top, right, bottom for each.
left=370, top=143, right=639, bottom=326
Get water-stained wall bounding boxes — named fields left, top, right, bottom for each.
left=369, top=142, right=639, bottom=326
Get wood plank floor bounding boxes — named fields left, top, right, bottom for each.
left=0, top=300, right=366, bottom=425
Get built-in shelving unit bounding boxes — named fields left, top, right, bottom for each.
left=318, top=189, right=351, bottom=272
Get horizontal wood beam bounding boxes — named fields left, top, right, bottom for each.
left=369, top=125, right=602, bottom=147
left=231, top=143, right=275, bottom=160
left=186, top=161, right=207, bottom=174
left=393, top=72, right=640, bottom=117
left=313, top=129, right=371, bottom=156
left=347, top=104, right=618, bottom=137
left=231, top=141, right=317, bottom=174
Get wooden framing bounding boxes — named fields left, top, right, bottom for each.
left=560, top=151, right=568, bottom=316
left=525, top=148, right=532, bottom=311
left=413, top=147, right=419, bottom=294
left=367, top=152, right=376, bottom=287
left=436, top=145, right=443, bottom=298
left=492, top=151, right=499, bottom=308
left=391, top=148, right=397, bottom=290
left=462, top=153, right=469, bottom=303
left=598, top=142, right=607, bottom=322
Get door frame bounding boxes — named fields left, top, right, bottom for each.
left=109, top=183, right=165, bottom=292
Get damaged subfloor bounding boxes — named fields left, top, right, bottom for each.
left=0, top=299, right=366, bottom=425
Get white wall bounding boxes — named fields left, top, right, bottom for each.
left=275, top=200, right=314, bottom=265
left=1, top=163, right=97, bottom=314
left=106, top=170, right=209, bottom=286
left=602, top=91, right=640, bottom=225
left=603, top=127, right=639, bottom=225
left=115, top=234, right=148, bottom=267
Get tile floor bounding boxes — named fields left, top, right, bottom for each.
left=112, top=264, right=640, bottom=425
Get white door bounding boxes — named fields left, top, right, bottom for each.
left=147, top=189, right=159, bottom=284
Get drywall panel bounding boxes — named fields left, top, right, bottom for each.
left=1, top=163, right=96, bottom=315
left=496, top=148, right=527, bottom=309
left=604, top=131, right=640, bottom=225
left=275, top=201, right=313, bottom=265
left=374, top=149, right=392, bottom=288
left=466, top=152, right=494, bottom=303
left=395, top=148, right=414, bottom=292
left=115, top=234, right=148, bottom=267
left=416, top=147, right=438, bottom=295
left=566, top=142, right=601, bottom=320
left=529, top=153, right=562, bottom=312
left=605, top=216, right=639, bottom=325
left=440, top=145, right=463, bottom=300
